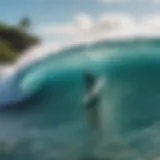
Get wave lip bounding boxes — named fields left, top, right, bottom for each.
left=1, top=36, right=160, bottom=80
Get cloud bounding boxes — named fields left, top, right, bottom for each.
left=40, top=13, right=94, bottom=44
left=42, top=24, right=75, bottom=36
left=140, top=14, right=160, bottom=37
left=87, top=13, right=137, bottom=40
left=75, top=13, right=94, bottom=30
left=39, top=13, right=160, bottom=44
left=97, top=0, right=130, bottom=4
left=98, top=0, right=160, bottom=4
left=152, top=0, right=160, bottom=3
left=39, top=13, right=137, bottom=44
left=41, top=13, right=94, bottom=34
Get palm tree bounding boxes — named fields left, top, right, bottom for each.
left=19, top=17, right=31, bottom=31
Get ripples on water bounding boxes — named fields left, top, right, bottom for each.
left=0, top=39, right=160, bottom=159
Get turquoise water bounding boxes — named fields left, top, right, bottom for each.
left=1, top=39, right=160, bottom=159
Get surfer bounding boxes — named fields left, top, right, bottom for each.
left=83, top=72, right=104, bottom=130
left=83, top=72, right=105, bottom=159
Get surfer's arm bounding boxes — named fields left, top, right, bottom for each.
left=83, top=78, right=105, bottom=104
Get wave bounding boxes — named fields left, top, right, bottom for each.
left=0, top=38, right=160, bottom=159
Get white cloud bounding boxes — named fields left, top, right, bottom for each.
left=41, top=24, right=76, bottom=36
left=140, top=14, right=160, bottom=37
left=40, top=13, right=94, bottom=44
left=75, top=13, right=94, bottom=30
left=98, top=0, right=130, bottom=4
left=152, top=0, right=160, bottom=3
left=40, top=13, right=160, bottom=44
left=40, top=13, right=138, bottom=44
left=98, top=0, right=160, bottom=4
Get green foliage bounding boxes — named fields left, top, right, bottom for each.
left=0, top=20, right=40, bottom=62
left=0, top=23, right=39, bottom=53
left=0, top=41, right=17, bottom=63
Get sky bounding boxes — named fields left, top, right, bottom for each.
left=0, top=0, right=144, bottom=23
left=1, top=0, right=160, bottom=47
left=1, top=0, right=160, bottom=24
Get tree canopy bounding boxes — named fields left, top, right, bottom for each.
left=0, top=19, right=40, bottom=63
left=0, top=41, right=17, bottom=63
left=18, top=17, right=31, bottom=31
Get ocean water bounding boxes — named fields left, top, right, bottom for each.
left=0, top=39, right=160, bottom=159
